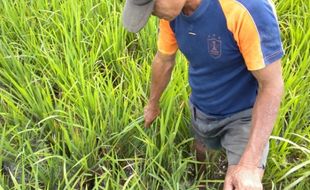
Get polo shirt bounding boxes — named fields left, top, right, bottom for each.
left=157, top=0, right=284, bottom=117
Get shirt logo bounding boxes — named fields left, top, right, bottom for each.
left=208, top=34, right=222, bottom=59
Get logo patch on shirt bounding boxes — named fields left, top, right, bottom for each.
left=208, top=34, right=222, bottom=59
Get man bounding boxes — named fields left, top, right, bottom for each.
left=122, top=0, right=284, bottom=189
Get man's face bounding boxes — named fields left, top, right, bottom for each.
left=152, top=0, right=187, bottom=21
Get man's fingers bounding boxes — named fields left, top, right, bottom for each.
left=223, top=183, right=234, bottom=190
left=144, top=114, right=153, bottom=128
left=144, top=115, right=157, bottom=128
left=223, top=178, right=234, bottom=190
left=143, top=106, right=160, bottom=128
left=144, top=118, right=154, bottom=128
left=144, top=121, right=150, bottom=128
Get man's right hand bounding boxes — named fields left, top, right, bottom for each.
left=143, top=51, right=176, bottom=128
left=144, top=102, right=160, bottom=128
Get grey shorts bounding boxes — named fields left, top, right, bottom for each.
left=189, top=101, right=269, bottom=168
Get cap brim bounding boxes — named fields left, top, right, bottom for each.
left=122, top=0, right=155, bottom=33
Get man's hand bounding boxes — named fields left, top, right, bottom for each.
left=143, top=51, right=176, bottom=128
left=223, top=165, right=263, bottom=190
left=144, top=102, right=160, bottom=128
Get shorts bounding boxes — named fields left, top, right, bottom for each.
left=189, top=101, right=269, bottom=168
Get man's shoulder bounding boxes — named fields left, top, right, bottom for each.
left=219, top=0, right=278, bottom=25
left=235, top=0, right=272, bottom=10
left=220, top=0, right=279, bottom=34
left=233, top=0, right=277, bottom=19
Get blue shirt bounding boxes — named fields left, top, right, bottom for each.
left=157, top=0, right=284, bottom=117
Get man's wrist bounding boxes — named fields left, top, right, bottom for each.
left=239, top=153, right=257, bottom=166
left=148, top=99, right=160, bottom=108
left=239, top=143, right=262, bottom=167
left=238, top=162, right=260, bottom=169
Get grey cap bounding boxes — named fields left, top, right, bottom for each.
left=122, top=0, right=155, bottom=33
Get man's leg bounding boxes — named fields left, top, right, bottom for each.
left=193, top=139, right=207, bottom=176
left=193, top=139, right=208, bottom=190
left=188, top=101, right=224, bottom=189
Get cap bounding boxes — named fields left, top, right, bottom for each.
left=122, top=0, right=155, bottom=33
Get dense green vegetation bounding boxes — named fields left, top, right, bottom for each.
left=0, top=0, right=309, bottom=189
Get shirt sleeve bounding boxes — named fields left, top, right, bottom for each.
left=157, top=19, right=178, bottom=55
left=220, top=0, right=284, bottom=70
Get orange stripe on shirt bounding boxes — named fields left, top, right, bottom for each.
left=219, top=0, right=265, bottom=70
left=157, top=19, right=178, bottom=55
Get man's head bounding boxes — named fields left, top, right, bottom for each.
left=122, top=0, right=187, bottom=33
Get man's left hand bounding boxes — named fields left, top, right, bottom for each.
left=223, top=165, right=263, bottom=190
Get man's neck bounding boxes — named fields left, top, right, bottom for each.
left=182, top=0, right=202, bottom=16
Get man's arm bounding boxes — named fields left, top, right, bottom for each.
left=239, top=59, right=284, bottom=166
left=224, top=60, right=284, bottom=190
left=144, top=51, right=176, bottom=128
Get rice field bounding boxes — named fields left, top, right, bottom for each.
left=0, top=0, right=309, bottom=189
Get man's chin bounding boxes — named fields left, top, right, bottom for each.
left=162, top=16, right=175, bottom=21
left=154, top=14, right=175, bottom=21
